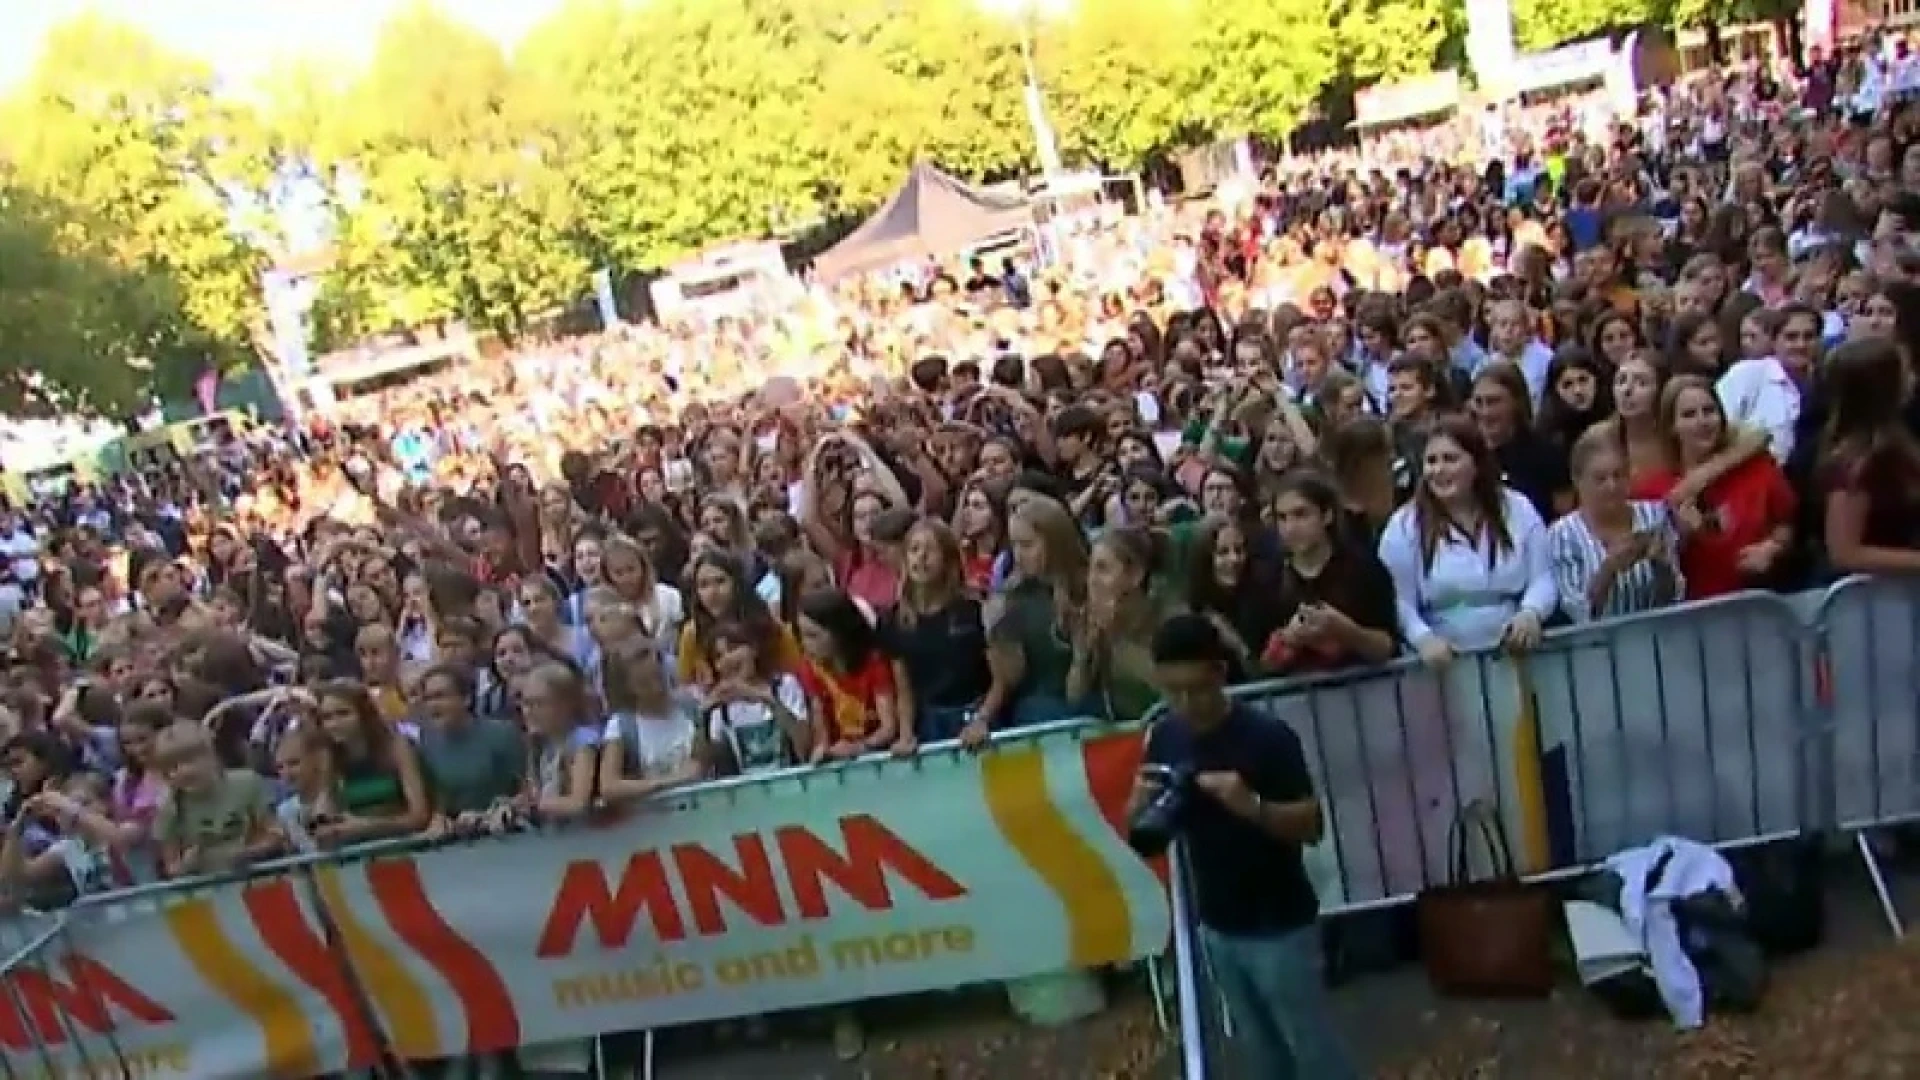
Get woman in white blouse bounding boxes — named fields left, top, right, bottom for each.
left=1547, top=426, right=1684, bottom=624
left=1379, top=415, right=1557, bottom=667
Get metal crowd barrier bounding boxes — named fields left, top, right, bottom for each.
left=15, top=579, right=1920, bottom=1079
left=1207, top=588, right=1819, bottom=917
left=1161, top=578, right=1920, bottom=1077
left=0, top=716, right=1132, bottom=1079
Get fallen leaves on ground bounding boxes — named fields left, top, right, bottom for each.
left=1374, top=935, right=1920, bottom=1080
left=685, top=917, right=1920, bottom=1079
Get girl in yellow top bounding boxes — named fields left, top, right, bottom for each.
left=675, top=550, right=802, bottom=690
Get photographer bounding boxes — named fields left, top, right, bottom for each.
left=1128, top=613, right=1356, bottom=1080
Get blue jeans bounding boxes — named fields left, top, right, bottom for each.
left=917, top=704, right=976, bottom=743
left=1008, top=693, right=1080, bottom=730
left=1200, top=923, right=1358, bottom=1080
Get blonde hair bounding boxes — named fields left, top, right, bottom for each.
left=522, top=662, right=590, bottom=731
left=1569, top=422, right=1624, bottom=478
left=601, top=533, right=658, bottom=591
left=894, top=519, right=964, bottom=628
left=581, top=585, right=633, bottom=622
left=1007, top=497, right=1088, bottom=608
left=156, top=721, right=215, bottom=761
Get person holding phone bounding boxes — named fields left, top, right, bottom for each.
left=1547, top=425, right=1685, bottom=624
left=1262, top=473, right=1397, bottom=676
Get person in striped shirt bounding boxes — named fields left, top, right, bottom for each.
left=1547, top=425, right=1685, bottom=624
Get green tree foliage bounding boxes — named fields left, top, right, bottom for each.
left=1037, top=0, right=1200, bottom=171
left=0, top=0, right=1480, bottom=402
left=0, top=181, right=169, bottom=411
left=1511, top=0, right=1657, bottom=51
left=1333, top=0, right=1452, bottom=83
left=1510, top=0, right=1795, bottom=59
left=329, top=4, right=591, bottom=338
left=1187, top=0, right=1340, bottom=140
left=0, top=15, right=267, bottom=409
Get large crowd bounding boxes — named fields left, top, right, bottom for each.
left=4, top=28, right=1920, bottom=1076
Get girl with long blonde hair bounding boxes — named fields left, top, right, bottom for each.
left=978, top=498, right=1088, bottom=733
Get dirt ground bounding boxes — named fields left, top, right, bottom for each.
left=651, top=857, right=1920, bottom=1079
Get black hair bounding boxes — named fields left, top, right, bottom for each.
left=1150, top=612, right=1230, bottom=669
left=1012, top=470, right=1068, bottom=504
left=796, top=589, right=881, bottom=671
left=909, top=354, right=949, bottom=394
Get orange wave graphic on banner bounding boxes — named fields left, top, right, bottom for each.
left=245, top=878, right=383, bottom=1069
left=314, top=865, right=442, bottom=1060
left=164, top=894, right=319, bottom=1078
left=366, top=858, right=521, bottom=1054
left=981, top=745, right=1132, bottom=967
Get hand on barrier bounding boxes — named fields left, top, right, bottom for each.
left=1501, top=610, right=1544, bottom=653
left=890, top=734, right=919, bottom=758
left=1416, top=635, right=1455, bottom=670
left=309, top=819, right=353, bottom=850
left=958, top=719, right=992, bottom=751
left=451, top=810, right=494, bottom=837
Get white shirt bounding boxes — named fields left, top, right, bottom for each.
left=1857, top=61, right=1885, bottom=113
left=708, top=674, right=810, bottom=774
left=602, top=701, right=698, bottom=779
left=1895, top=54, right=1920, bottom=94
left=636, top=583, right=686, bottom=660
left=1378, top=486, right=1557, bottom=652
left=3, top=527, right=38, bottom=583
left=755, top=569, right=783, bottom=612
left=1716, top=356, right=1799, bottom=463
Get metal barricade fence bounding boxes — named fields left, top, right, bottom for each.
left=1156, top=583, right=1893, bottom=1078
left=1185, top=589, right=1817, bottom=919
left=19, top=580, right=1920, bottom=1079
left=3, top=856, right=417, bottom=1080
left=1813, top=574, right=1920, bottom=937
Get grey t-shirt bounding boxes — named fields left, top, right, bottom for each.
left=417, top=718, right=526, bottom=816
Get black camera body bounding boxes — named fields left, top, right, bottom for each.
left=1127, top=762, right=1194, bottom=858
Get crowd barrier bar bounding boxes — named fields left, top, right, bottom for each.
left=11, top=581, right=1920, bottom=1078
left=1166, top=843, right=1211, bottom=1080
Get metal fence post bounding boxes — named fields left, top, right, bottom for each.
left=293, top=857, right=422, bottom=1080
left=1168, top=843, right=1211, bottom=1079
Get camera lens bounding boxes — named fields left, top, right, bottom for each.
left=1127, top=763, right=1190, bottom=859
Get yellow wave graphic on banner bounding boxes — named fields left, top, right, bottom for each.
left=314, top=866, right=442, bottom=1060
left=981, top=747, right=1131, bottom=967
left=1511, top=660, right=1550, bottom=873
left=164, top=897, right=318, bottom=1078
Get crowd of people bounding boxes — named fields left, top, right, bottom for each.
left=4, top=28, right=1920, bottom=1078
